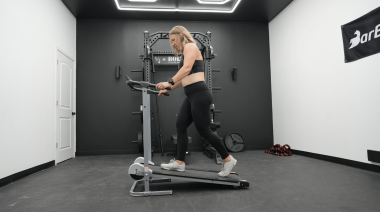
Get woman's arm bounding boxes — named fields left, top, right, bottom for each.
left=170, top=80, right=182, bottom=91
left=156, top=44, right=197, bottom=91
left=171, top=44, right=198, bottom=84
left=158, top=80, right=182, bottom=96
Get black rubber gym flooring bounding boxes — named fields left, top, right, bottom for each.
left=0, top=150, right=379, bottom=212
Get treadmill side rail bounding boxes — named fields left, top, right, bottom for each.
left=152, top=173, right=240, bottom=187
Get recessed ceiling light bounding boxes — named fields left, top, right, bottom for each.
left=115, top=0, right=241, bottom=13
left=197, top=0, right=231, bottom=4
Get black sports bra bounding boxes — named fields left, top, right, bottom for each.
left=178, top=55, right=204, bottom=75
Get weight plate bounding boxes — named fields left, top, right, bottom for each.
left=138, top=131, right=143, bottom=153
left=224, top=133, right=244, bottom=152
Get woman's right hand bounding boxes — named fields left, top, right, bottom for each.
left=158, top=89, right=170, bottom=96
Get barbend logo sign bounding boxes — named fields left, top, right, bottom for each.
left=349, top=24, right=380, bottom=49
left=342, top=6, right=380, bottom=62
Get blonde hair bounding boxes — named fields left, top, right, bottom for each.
left=169, top=26, right=196, bottom=56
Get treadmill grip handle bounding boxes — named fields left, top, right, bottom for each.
left=157, top=92, right=170, bottom=96
left=149, top=90, right=170, bottom=96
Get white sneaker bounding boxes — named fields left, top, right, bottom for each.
left=160, top=158, right=185, bottom=172
left=218, top=156, right=237, bottom=177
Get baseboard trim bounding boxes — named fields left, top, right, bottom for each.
left=292, top=149, right=380, bottom=174
left=76, top=150, right=140, bottom=156
left=0, top=161, right=55, bottom=188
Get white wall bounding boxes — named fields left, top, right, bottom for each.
left=269, top=0, right=380, bottom=165
left=0, top=0, right=76, bottom=179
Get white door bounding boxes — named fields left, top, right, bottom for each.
left=56, top=50, right=75, bottom=164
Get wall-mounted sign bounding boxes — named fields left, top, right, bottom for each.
left=153, top=54, right=181, bottom=65
left=341, top=6, right=380, bottom=63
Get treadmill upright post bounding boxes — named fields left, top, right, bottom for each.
left=142, top=87, right=151, bottom=192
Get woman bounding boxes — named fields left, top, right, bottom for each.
left=156, top=26, right=236, bottom=177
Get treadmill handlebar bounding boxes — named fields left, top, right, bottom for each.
left=126, top=74, right=170, bottom=96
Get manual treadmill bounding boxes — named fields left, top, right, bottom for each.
left=126, top=74, right=249, bottom=197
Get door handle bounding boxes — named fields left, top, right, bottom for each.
left=72, top=112, right=76, bottom=115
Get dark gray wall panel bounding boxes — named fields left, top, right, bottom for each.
left=77, top=20, right=273, bottom=155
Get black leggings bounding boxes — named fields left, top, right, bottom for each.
left=176, top=81, right=229, bottom=161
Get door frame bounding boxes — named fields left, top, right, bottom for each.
left=55, top=47, right=76, bottom=165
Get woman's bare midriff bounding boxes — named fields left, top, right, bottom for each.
left=181, top=43, right=204, bottom=87
left=182, top=72, right=205, bottom=87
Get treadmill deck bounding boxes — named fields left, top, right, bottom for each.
left=149, top=165, right=249, bottom=188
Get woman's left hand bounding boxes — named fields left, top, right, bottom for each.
left=156, top=82, right=171, bottom=90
